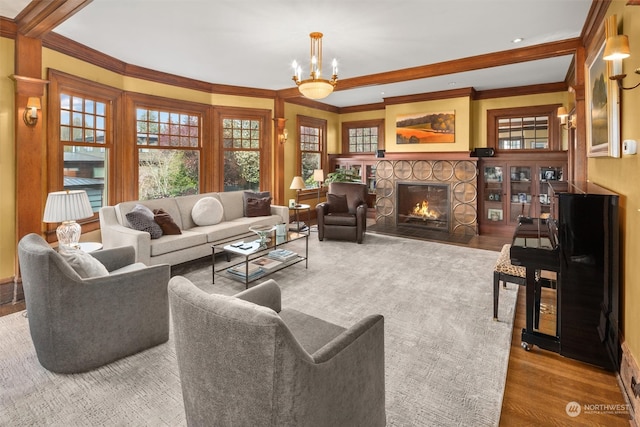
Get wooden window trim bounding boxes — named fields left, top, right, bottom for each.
left=296, top=115, right=327, bottom=178
left=487, top=104, right=563, bottom=153
left=124, top=93, right=211, bottom=200
left=213, top=106, right=273, bottom=192
left=341, top=118, right=385, bottom=153
left=47, top=69, right=122, bottom=238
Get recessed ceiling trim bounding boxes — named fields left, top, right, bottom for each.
left=335, top=38, right=582, bottom=92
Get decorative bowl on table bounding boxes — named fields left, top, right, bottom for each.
left=249, top=225, right=275, bottom=247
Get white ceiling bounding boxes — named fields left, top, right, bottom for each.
left=1, top=0, right=592, bottom=107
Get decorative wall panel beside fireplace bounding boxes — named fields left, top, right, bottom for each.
left=375, top=159, right=478, bottom=236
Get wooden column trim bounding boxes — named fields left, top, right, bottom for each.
left=572, top=45, right=587, bottom=183
left=273, top=97, right=286, bottom=205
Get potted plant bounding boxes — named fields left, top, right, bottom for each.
left=324, top=168, right=362, bottom=184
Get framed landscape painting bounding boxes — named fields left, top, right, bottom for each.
left=396, top=111, right=455, bottom=144
left=586, top=40, right=620, bottom=157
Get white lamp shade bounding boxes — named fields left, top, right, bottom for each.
left=43, top=190, right=94, bottom=223
left=289, top=176, right=306, bottom=190
left=313, top=169, right=325, bottom=182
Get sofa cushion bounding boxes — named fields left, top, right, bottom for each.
left=218, top=191, right=245, bottom=221
left=126, top=204, right=163, bottom=239
left=59, top=248, right=109, bottom=278
left=327, top=193, right=349, bottom=213
left=150, top=230, right=208, bottom=257
left=245, top=197, right=272, bottom=217
left=243, top=191, right=271, bottom=216
left=153, top=209, right=182, bottom=235
left=192, top=197, right=224, bottom=226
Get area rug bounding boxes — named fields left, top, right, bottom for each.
left=0, top=233, right=517, bottom=426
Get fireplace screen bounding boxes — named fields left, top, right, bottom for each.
left=396, top=182, right=449, bottom=231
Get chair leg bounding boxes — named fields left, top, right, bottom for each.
left=493, top=271, right=500, bottom=320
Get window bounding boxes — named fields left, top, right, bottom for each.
left=487, top=105, right=562, bottom=152
left=297, top=116, right=327, bottom=187
left=221, top=118, right=261, bottom=192
left=59, top=92, right=110, bottom=215
left=342, top=119, right=384, bottom=153
left=136, top=108, right=200, bottom=199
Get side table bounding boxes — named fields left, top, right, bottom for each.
left=78, top=242, right=103, bottom=253
left=289, top=204, right=310, bottom=232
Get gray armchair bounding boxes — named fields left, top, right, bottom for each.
left=316, top=182, right=368, bottom=243
left=17, top=233, right=170, bottom=374
left=169, top=276, right=386, bottom=427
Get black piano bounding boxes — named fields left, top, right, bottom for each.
left=510, top=181, right=620, bottom=371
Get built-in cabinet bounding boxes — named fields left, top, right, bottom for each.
left=329, top=154, right=378, bottom=215
left=479, top=155, right=567, bottom=234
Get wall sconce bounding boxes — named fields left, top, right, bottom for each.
left=275, top=117, right=288, bottom=144
left=557, top=107, right=576, bottom=130
left=23, top=97, right=41, bottom=126
left=280, top=128, right=288, bottom=144
left=604, top=33, right=640, bottom=90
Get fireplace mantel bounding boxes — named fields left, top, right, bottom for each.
left=374, top=155, right=478, bottom=236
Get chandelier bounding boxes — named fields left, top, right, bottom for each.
left=292, top=32, right=338, bottom=100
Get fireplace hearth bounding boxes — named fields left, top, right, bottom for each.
left=397, top=182, right=449, bottom=231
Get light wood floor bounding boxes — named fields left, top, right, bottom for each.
left=1, top=233, right=631, bottom=425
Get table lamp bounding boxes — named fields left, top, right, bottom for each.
left=289, top=176, right=306, bottom=207
left=43, top=190, right=94, bottom=249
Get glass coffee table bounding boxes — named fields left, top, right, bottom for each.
left=212, top=230, right=308, bottom=288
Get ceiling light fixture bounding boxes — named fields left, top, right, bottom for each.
left=512, top=37, right=524, bottom=44
left=292, top=32, right=338, bottom=100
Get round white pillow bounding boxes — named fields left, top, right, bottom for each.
left=192, top=197, right=224, bottom=226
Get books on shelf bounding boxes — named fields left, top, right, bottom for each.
left=268, top=248, right=298, bottom=262
left=250, top=257, right=283, bottom=270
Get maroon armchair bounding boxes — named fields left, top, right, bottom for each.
left=316, top=182, right=368, bottom=243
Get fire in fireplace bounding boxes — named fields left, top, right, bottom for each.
left=396, top=182, right=450, bottom=231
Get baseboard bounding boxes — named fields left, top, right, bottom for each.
left=621, top=340, right=640, bottom=426
left=0, top=277, right=22, bottom=305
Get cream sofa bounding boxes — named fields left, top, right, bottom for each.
left=99, top=191, right=288, bottom=266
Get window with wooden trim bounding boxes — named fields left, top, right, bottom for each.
left=487, top=105, right=562, bottom=152
left=297, top=116, right=327, bottom=187
left=342, top=119, right=384, bottom=153
left=221, top=117, right=262, bottom=191
left=136, top=107, right=201, bottom=199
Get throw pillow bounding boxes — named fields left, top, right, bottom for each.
left=327, top=193, right=349, bottom=213
left=245, top=197, right=272, bottom=217
left=59, top=247, right=109, bottom=278
left=153, top=208, right=182, bottom=235
left=192, top=197, right=224, bottom=226
left=243, top=191, right=271, bottom=216
left=125, top=204, right=163, bottom=239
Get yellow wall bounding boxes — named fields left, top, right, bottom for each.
left=590, top=1, right=640, bottom=360
left=0, top=37, right=16, bottom=279
left=385, top=97, right=471, bottom=152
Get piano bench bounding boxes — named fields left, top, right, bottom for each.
left=493, top=244, right=526, bottom=320
left=493, top=244, right=558, bottom=320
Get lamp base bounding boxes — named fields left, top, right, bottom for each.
left=57, top=220, right=82, bottom=249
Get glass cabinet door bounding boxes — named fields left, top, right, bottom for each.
left=538, top=165, right=563, bottom=218
left=483, top=165, right=504, bottom=223
left=509, top=166, right=532, bottom=222
left=365, top=164, right=377, bottom=193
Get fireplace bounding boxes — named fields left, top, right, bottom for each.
left=396, top=182, right=449, bottom=231
left=374, top=158, right=478, bottom=236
